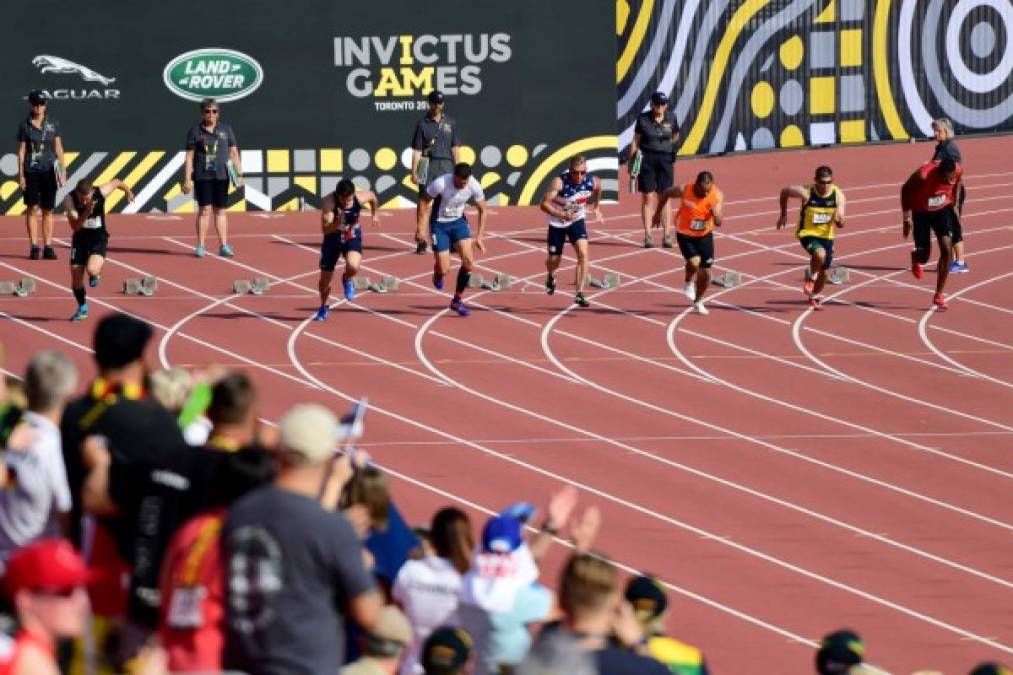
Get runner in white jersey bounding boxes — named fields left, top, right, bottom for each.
left=540, top=155, right=602, bottom=308
left=416, top=163, right=488, bottom=317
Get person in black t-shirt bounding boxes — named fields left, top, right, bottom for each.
left=63, top=178, right=135, bottom=322
left=16, top=90, right=66, bottom=260
left=411, top=90, right=460, bottom=254
left=931, top=117, right=968, bottom=274
left=627, top=91, right=680, bottom=249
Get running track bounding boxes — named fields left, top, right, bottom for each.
left=2, top=138, right=1010, bottom=674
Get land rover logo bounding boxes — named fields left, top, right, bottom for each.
left=163, top=49, right=263, bottom=102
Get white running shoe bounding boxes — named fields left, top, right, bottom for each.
left=694, top=301, right=709, bottom=315
left=684, top=283, right=695, bottom=301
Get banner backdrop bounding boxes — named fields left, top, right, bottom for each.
left=1, top=0, right=616, bottom=213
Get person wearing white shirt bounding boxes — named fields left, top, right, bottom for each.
left=416, top=163, right=488, bottom=317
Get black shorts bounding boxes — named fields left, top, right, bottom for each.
left=676, top=232, right=714, bottom=268
left=637, top=151, right=675, bottom=193
left=913, top=209, right=962, bottom=250
left=547, top=219, right=588, bottom=255
left=23, top=171, right=58, bottom=210
left=195, top=179, right=229, bottom=208
left=798, top=236, right=835, bottom=270
left=70, top=230, right=108, bottom=266
left=319, top=232, right=363, bottom=271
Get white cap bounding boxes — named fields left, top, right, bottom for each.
left=279, top=404, right=339, bottom=465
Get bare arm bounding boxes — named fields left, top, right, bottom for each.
left=320, top=194, right=340, bottom=235
left=777, top=186, right=808, bottom=229
left=590, top=176, right=603, bottom=222
left=16, top=141, right=26, bottom=188
left=54, top=135, right=66, bottom=170
left=834, top=191, right=846, bottom=228
left=64, top=194, right=89, bottom=231
left=416, top=192, right=433, bottom=240
left=99, top=179, right=134, bottom=202
left=229, top=145, right=244, bottom=187
left=627, top=134, right=641, bottom=172
left=451, top=144, right=460, bottom=164
left=473, top=199, right=488, bottom=252
left=81, top=437, right=117, bottom=517
left=712, top=189, right=725, bottom=228
left=347, top=588, right=383, bottom=633
left=182, top=149, right=195, bottom=193
left=359, top=190, right=379, bottom=226
left=654, top=184, right=684, bottom=225
left=411, top=149, right=423, bottom=183
left=539, top=177, right=565, bottom=218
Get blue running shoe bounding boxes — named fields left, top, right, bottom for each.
left=219, top=244, right=234, bottom=258
left=88, top=274, right=100, bottom=288
left=313, top=305, right=329, bottom=321
left=71, top=304, right=89, bottom=322
left=343, top=278, right=356, bottom=301
left=449, top=298, right=469, bottom=317
left=949, top=260, right=969, bottom=274
left=433, top=273, right=444, bottom=290
left=195, top=244, right=206, bottom=258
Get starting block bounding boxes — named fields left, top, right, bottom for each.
left=232, top=277, right=270, bottom=295
left=123, top=275, right=158, bottom=296
left=0, top=278, right=36, bottom=297
left=468, top=273, right=512, bottom=291
left=827, top=267, right=850, bottom=284
left=351, top=275, right=399, bottom=293
left=711, top=270, right=742, bottom=288
left=587, top=272, right=620, bottom=289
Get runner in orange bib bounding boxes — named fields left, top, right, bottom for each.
left=656, top=171, right=723, bottom=315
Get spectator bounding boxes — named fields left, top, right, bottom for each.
left=393, top=507, right=473, bottom=674
left=624, top=574, right=709, bottom=674
left=421, top=626, right=474, bottom=675
left=0, top=351, right=76, bottom=569
left=930, top=118, right=968, bottom=274
left=223, top=403, right=382, bottom=674
left=968, top=664, right=1011, bottom=675
left=815, top=629, right=865, bottom=674
left=341, top=605, right=414, bottom=675
left=0, top=539, right=94, bottom=675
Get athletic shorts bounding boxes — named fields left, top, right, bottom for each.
left=636, top=151, right=675, bottom=194
left=195, top=179, right=228, bottom=208
left=417, top=158, right=454, bottom=197
left=319, top=232, right=363, bottom=271
left=23, top=171, right=57, bottom=210
left=547, top=219, right=588, bottom=255
left=913, top=208, right=962, bottom=251
left=70, top=230, right=108, bottom=266
left=799, top=236, right=835, bottom=270
left=431, top=216, right=471, bottom=253
left=676, top=232, right=715, bottom=269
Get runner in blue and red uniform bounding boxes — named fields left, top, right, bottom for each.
left=314, top=178, right=378, bottom=321
left=540, top=155, right=601, bottom=308
left=901, top=157, right=963, bottom=310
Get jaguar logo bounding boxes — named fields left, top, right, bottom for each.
left=32, top=55, right=116, bottom=86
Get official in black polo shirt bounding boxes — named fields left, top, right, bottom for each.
left=627, top=91, right=680, bottom=248
left=16, top=90, right=65, bottom=260
left=182, top=98, right=243, bottom=259
left=411, top=90, right=460, bottom=253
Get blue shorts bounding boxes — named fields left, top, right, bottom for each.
left=799, top=236, right=834, bottom=270
left=547, top=219, right=588, bottom=255
left=319, top=232, right=362, bottom=271
left=431, top=216, right=472, bottom=253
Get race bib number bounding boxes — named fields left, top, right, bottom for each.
left=690, top=219, right=708, bottom=231
left=441, top=202, right=465, bottom=219
left=83, top=216, right=102, bottom=230
left=811, top=213, right=832, bottom=225
left=166, top=586, right=207, bottom=628
left=341, top=223, right=358, bottom=242
left=927, top=194, right=946, bottom=208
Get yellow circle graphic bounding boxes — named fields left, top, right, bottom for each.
left=780, top=35, right=804, bottom=70
left=751, top=82, right=775, bottom=119
left=506, top=145, right=529, bottom=167
left=374, top=147, right=397, bottom=171
left=780, top=125, right=805, bottom=147
left=459, top=145, right=476, bottom=165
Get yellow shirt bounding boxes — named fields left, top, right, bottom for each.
left=796, top=184, right=841, bottom=240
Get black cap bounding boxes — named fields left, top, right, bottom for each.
left=422, top=627, right=472, bottom=675
left=815, top=629, right=864, bottom=674
left=650, top=91, right=669, bottom=105
left=969, top=664, right=1012, bottom=675
left=624, top=575, right=668, bottom=622
left=93, top=313, right=153, bottom=371
left=28, top=90, right=46, bottom=105
left=427, top=90, right=445, bottom=104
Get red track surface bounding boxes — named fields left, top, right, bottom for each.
left=2, top=138, right=1011, bottom=673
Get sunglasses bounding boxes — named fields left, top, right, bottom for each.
left=203, top=109, right=219, bottom=114
left=816, top=179, right=833, bottom=185
left=570, top=169, right=587, bottom=176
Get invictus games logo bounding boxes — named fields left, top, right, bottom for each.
left=163, top=48, right=263, bottom=102
left=31, top=55, right=119, bottom=100
left=334, top=33, right=512, bottom=111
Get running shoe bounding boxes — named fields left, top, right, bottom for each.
left=809, top=296, right=823, bottom=311
left=643, top=234, right=654, bottom=248
left=343, top=278, right=356, bottom=301
left=661, top=234, right=674, bottom=248
left=694, top=301, right=709, bottom=315
left=933, top=292, right=947, bottom=309
left=433, top=272, right=444, bottom=290
left=574, top=292, right=590, bottom=308
left=683, top=283, right=695, bottom=301
left=949, top=260, right=969, bottom=274
left=71, top=304, right=89, bottom=322
left=910, top=250, right=923, bottom=280
left=195, top=244, right=206, bottom=258
left=43, top=246, right=57, bottom=260
left=313, top=305, right=329, bottom=321
left=29, top=246, right=40, bottom=260
left=88, top=274, right=100, bottom=288
left=803, top=279, right=815, bottom=296
left=545, top=274, right=556, bottom=295
left=449, top=297, right=469, bottom=317
left=219, top=244, right=234, bottom=258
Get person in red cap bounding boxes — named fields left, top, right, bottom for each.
left=0, top=538, right=94, bottom=675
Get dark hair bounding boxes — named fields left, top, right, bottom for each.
left=200, top=98, right=218, bottom=112
left=217, top=446, right=276, bottom=505
left=453, top=163, right=472, bottom=179
left=94, top=313, right=153, bottom=371
left=815, top=165, right=833, bottom=179
left=939, top=157, right=957, bottom=174
left=75, top=178, right=94, bottom=195
left=206, top=372, right=256, bottom=426
left=335, top=178, right=356, bottom=198
left=696, top=171, right=714, bottom=184
left=430, top=507, right=473, bottom=574
left=340, top=466, right=391, bottom=529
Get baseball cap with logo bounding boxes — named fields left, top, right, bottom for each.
left=279, top=403, right=340, bottom=465
left=428, top=90, right=445, bottom=104
left=28, top=90, right=46, bottom=105
left=422, top=626, right=473, bottom=675
left=650, top=91, right=669, bottom=105
left=481, top=515, right=523, bottom=553
left=816, top=629, right=865, bottom=674
left=4, top=538, right=97, bottom=596
left=624, top=574, right=668, bottom=622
